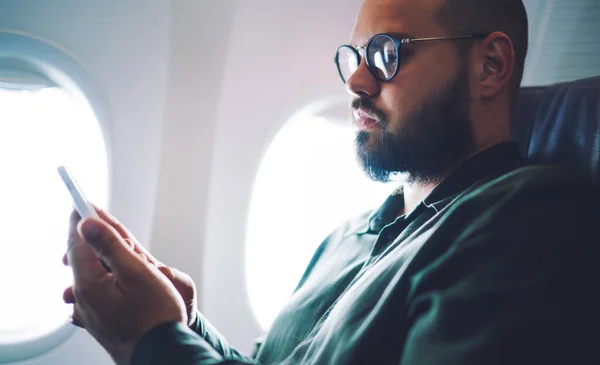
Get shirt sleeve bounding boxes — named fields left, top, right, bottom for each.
left=400, top=171, right=600, bottom=365
left=131, top=322, right=257, bottom=365
left=130, top=226, right=347, bottom=365
left=188, top=309, right=254, bottom=361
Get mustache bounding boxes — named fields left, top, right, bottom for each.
left=351, top=98, right=387, bottom=124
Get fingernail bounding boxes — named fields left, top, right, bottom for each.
left=81, top=220, right=101, bottom=241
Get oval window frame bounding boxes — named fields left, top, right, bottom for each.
left=0, top=30, right=112, bottom=363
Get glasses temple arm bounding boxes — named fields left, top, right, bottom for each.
left=403, top=33, right=490, bottom=44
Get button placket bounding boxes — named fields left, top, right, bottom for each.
left=372, top=219, right=407, bottom=257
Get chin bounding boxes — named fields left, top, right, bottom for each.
left=358, top=128, right=382, bottom=145
left=355, top=131, right=384, bottom=164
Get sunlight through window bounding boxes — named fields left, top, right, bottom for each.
left=0, top=87, right=108, bottom=344
left=245, top=115, right=396, bottom=330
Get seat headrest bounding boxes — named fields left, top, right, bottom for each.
left=511, top=76, right=600, bottom=180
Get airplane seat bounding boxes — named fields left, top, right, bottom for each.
left=511, top=76, right=600, bottom=180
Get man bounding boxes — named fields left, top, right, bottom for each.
left=63, top=0, right=600, bottom=364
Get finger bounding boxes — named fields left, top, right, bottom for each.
left=70, top=315, right=84, bottom=328
left=94, top=208, right=160, bottom=265
left=94, top=205, right=137, bottom=242
left=71, top=305, right=85, bottom=328
left=157, top=266, right=194, bottom=298
left=63, top=285, right=75, bottom=304
left=157, top=265, right=175, bottom=281
left=135, top=244, right=158, bottom=265
left=123, top=236, right=158, bottom=266
left=124, top=238, right=136, bottom=250
left=67, top=212, right=106, bottom=283
left=77, top=218, right=142, bottom=278
left=124, top=238, right=157, bottom=266
left=70, top=208, right=81, bottom=222
left=134, top=244, right=158, bottom=266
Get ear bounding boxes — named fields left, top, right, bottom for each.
left=475, top=32, right=515, bottom=100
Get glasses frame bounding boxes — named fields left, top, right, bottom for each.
left=335, top=33, right=490, bottom=83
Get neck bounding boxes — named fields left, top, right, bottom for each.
left=399, top=138, right=512, bottom=216
left=400, top=179, right=440, bottom=216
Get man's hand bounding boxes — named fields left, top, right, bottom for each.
left=64, top=211, right=187, bottom=365
left=63, top=208, right=199, bottom=327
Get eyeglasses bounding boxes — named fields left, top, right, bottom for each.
left=334, top=33, right=490, bottom=83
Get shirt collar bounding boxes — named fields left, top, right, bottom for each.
left=422, top=141, right=524, bottom=211
left=350, top=141, right=524, bottom=235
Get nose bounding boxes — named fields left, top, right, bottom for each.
left=345, top=57, right=380, bottom=98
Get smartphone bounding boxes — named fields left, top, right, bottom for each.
left=57, top=165, right=99, bottom=219
left=58, top=165, right=112, bottom=272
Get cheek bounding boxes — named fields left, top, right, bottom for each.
left=378, top=56, right=455, bottom=132
left=378, top=83, right=416, bottom=130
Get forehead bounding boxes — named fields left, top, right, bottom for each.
left=351, top=0, right=446, bottom=46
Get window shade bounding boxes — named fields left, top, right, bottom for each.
left=0, top=57, right=54, bottom=90
left=523, top=0, right=600, bottom=85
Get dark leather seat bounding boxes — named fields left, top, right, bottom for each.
left=512, top=76, right=600, bottom=180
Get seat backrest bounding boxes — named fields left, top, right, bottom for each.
left=511, top=76, right=600, bottom=180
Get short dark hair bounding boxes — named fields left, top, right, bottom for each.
left=435, top=0, right=529, bottom=105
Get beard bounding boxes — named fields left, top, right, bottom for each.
left=353, top=65, right=475, bottom=184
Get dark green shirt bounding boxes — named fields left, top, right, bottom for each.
left=132, top=142, right=600, bottom=365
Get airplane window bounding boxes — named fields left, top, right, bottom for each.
left=245, top=115, right=396, bottom=330
left=0, top=86, right=108, bottom=348
left=523, top=0, right=600, bottom=85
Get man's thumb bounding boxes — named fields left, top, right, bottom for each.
left=78, top=218, right=138, bottom=276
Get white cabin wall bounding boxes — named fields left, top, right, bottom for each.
left=148, top=0, right=239, bottom=314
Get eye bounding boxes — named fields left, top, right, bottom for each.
left=386, top=52, right=398, bottom=63
left=382, top=44, right=397, bottom=63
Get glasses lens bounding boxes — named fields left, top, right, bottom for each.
left=336, top=46, right=359, bottom=83
left=367, top=35, right=398, bottom=80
